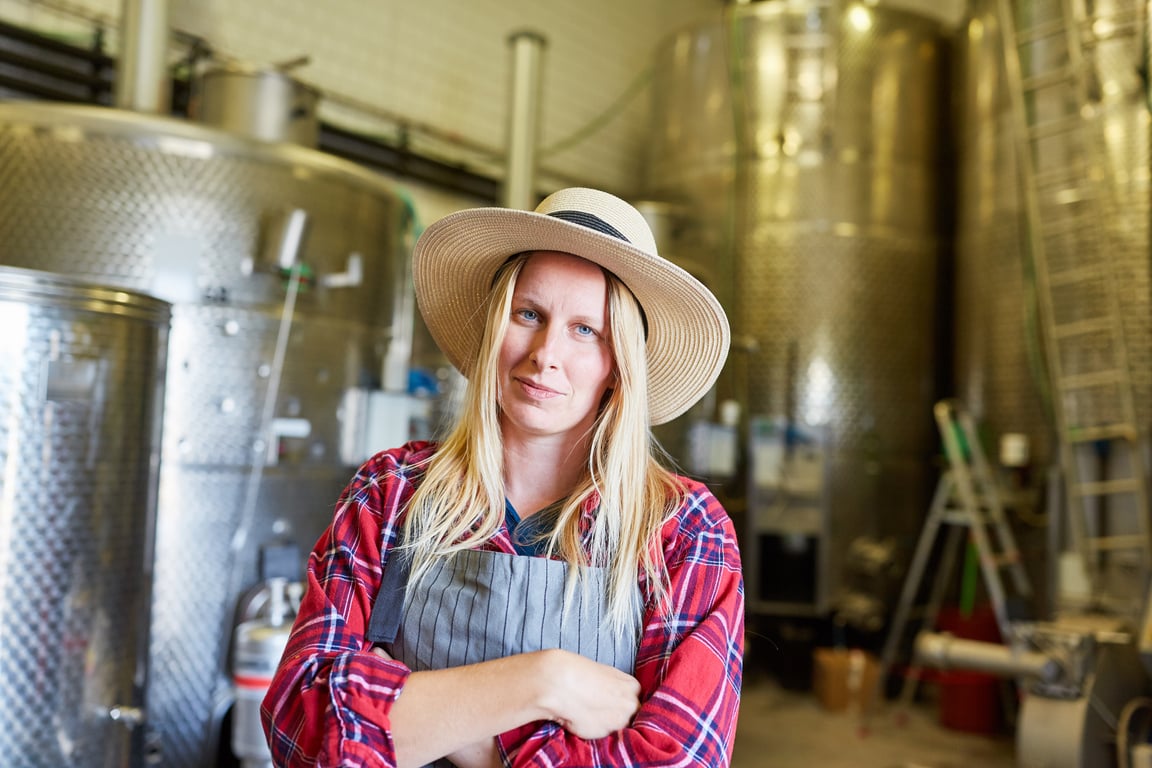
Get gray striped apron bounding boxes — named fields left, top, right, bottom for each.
left=367, top=546, right=639, bottom=672
left=366, top=542, right=640, bottom=765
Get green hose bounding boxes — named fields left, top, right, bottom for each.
left=960, top=539, right=979, bottom=618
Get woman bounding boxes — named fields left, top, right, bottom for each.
left=262, top=187, right=744, bottom=767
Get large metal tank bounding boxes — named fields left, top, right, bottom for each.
left=951, top=0, right=1054, bottom=616
left=0, top=102, right=410, bottom=766
left=955, top=0, right=1151, bottom=472
left=0, top=266, right=169, bottom=767
left=953, top=0, right=1051, bottom=467
left=953, top=0, right=1152, bottom=613
left=643, top=2, right=946, bottom=616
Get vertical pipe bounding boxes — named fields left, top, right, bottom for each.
left=114, top=0, right=171, bottom=114
left=502, top=30, right=548, bottom=210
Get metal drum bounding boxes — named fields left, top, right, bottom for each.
left=0, top=266, right=169, bottom=767
left=0, top=102, right=410, bottom=766
left=643, top=2, right=946, bottom=616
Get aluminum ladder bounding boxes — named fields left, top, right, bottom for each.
left=862, top=399, right=1032, bottom=732
left=994, top=0, right=1151, bottom=610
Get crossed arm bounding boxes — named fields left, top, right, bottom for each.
left=261, top=450, right=744, bottom=767
left=372, top=645, right=641, bottom=768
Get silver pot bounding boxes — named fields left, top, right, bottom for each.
left=194, top=63, right=321, bottom=146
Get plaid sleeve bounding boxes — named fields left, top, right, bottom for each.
left=497, top=481, right=746, bottom=767
left=261, top=443, right=436, bottom=767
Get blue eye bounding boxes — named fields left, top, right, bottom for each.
left=575, top=324, right=596, bottom=337
left=518, top=309, right=539, bottom=322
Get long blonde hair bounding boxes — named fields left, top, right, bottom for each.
left=402, top=252, right=685, bottom=634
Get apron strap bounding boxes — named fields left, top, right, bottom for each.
left=365, top=528, right=411, bottom=644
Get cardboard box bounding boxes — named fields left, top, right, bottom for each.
left=812, top=648, right=880, bottom=714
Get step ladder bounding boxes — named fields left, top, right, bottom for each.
left=861, top=399, right=1032, bottom=732
left=994, top=0, right=1151, bottom=610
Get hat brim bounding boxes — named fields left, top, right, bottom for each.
left=412, top=207, right=730, bottom=425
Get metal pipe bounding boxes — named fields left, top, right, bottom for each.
left=915, top=631, right=1063, bottom=683
left=114, top=0, right=171, bottom=113
left=502, top=30, right=547, bottom=210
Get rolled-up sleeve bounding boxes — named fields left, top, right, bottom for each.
left=262, top=443, right=434, bottom=767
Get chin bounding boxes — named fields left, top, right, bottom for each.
left=504, top=410, right=583, bottom=439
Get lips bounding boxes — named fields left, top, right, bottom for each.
left=515, top=377, right=562, bottom=399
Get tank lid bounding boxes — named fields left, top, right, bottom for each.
left=0, top=265, right=171, bottom=322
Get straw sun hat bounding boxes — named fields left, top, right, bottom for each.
left=411, top=187, right=730, bottom=425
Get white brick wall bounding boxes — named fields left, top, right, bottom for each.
left=171, top=0, right=730, bottom=197
left=0, top=0, right=966, bottom=215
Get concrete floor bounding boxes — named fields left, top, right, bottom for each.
left=732, top=677, right=1017, bottom=768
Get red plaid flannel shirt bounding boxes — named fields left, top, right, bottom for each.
left=262, top=441, right=744, bottom=766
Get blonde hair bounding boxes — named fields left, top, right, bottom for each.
left=402, top=252, right=685, bottom=634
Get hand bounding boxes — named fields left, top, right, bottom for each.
left=534, top=649, right=641, bottom=740
left=371, top=645, right=394, bottom=661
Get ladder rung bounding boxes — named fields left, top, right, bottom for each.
left=1085, top=534, right=1151, bottom=552
left=1079, top=14, right=1142, bottom=43
left=1046, top=264, right=1106, bottom=288
left=1038, top=187, right=1102, bottom=209
left=1027, top=115, right=1084, bottom=143
left=942, top=509, right=999, bottom=525
left=1058, top=369, right=1126, bottom=390
left=942, top=509, right=975, bottom=525
left=1071, top=477, right=1145, bottom=496
left=1021, top=67, right=1077, bottom=96
left=1032, top=208, right=1091, bottom=234
left=1014, top=19, right=1071, bottom=46
left=1100, top=12, right=1144, bottom=37
left=1032, top=163, right=1092, bottom=189
left=1052, top=317, right=1115, bottom=339
left=985, top=552, right=1022, bottom=567
left=1067, top=423, right=1139, bottom=442
left=942, top=507, right=1010, bottom=526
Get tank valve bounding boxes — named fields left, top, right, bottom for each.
left=107, top=706, right=145, bottom=729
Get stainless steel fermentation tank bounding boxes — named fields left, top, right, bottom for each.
left=953, top=0, right=1048, bottom=471
left=0, top=266, right=169, bottom=767
left=0, top=102, right=410, bottom=766
left=643, top=2, right=946, bottom=616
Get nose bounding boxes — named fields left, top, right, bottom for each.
left=529, top=326, right=561, bottom=369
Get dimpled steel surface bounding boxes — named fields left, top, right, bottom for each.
left=644, top=3, right=944, bottom=610
left=0, top=267, right=168, bottom=767
left=0, top=103, right=408, bottom=767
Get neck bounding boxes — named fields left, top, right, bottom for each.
left=502, top=433, right=590, bottom=516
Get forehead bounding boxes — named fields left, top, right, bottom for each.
left=516, top=251, right=609, bottom=295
